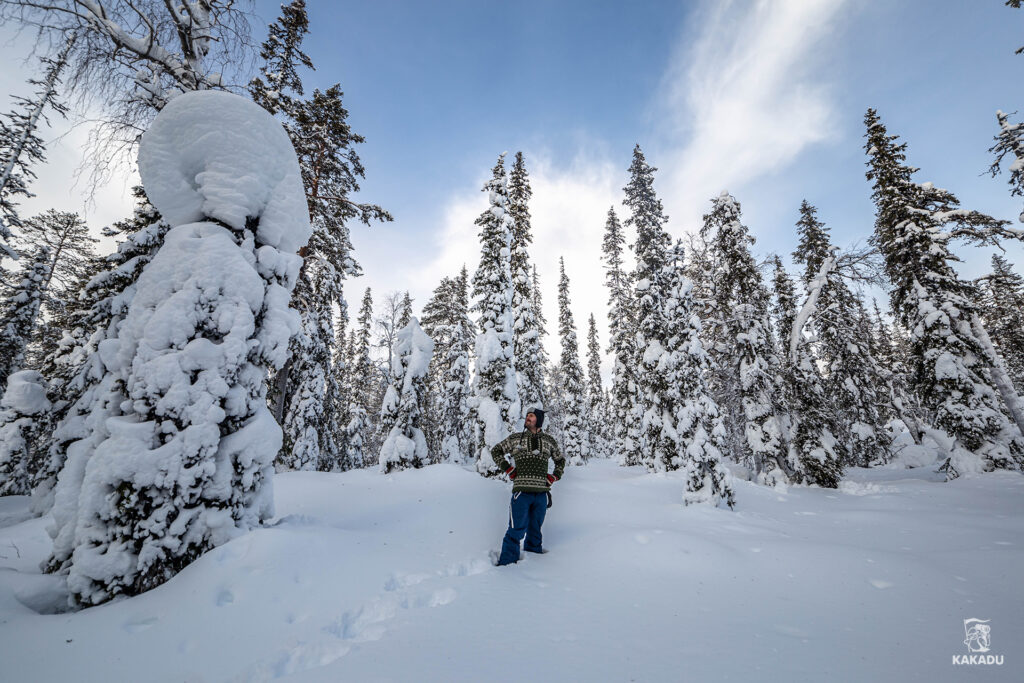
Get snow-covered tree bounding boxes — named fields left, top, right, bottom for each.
left=421, top=268, right=474, bottom=464
left=0, top=370, right=51, bottom=496
left=585, top=313, right=610, bottom=459
left=0, top=38, right=72, bottom=270
left=34, top=191, right=170, bottom=521
left=345, top=288, right=377, bottom=469
left=791, top=201, right=891, bottom=468
left=865, top=108, right=1024, bottom=477
left=471, top=154, right=519, bottom=476
left=772, top=256, right=843, bottom=487
left=702, top=192, right=790, bottom=486
left=248, top=0, right=312, bottom=119
left=557, top=257, right=588, bottom=465
left=602, top=206, right=639, bottom=465
left=508, top=151, right=546, bottom=417
left=0, top=245, right=50, bottom=388
left=379, top=317, right=434, bottom=472
left=653, top=241, right=736, bottom=506
left=977, top=254, right=1024, bottom=393
left=55, top=91, right=310, bottom=607
left=623, top=147, right=670, bottom=467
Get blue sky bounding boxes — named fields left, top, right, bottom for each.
left=3, top=0, right=1024, bottom=373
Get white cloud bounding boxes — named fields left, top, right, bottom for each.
left=658, top=0, right=850, bottom=234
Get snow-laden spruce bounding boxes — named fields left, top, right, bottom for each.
left=471, top=154, right=520, bottom=476
left=602, top=206, right=638, bottom=465
left=701, top=191, right=791, bottom=486
left=0, top=370, right=51, bottom=496
left=865, top=109, right=1024, bottom=478
left=556, top=257, right=588, bottom=466
left=379, top=317, right=435, bottom=472
left=0, top=246, right=51, bottom=389
left=58, top=91, right=310, bottom=607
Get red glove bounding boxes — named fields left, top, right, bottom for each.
left=547, top=474, right=558, bottom=485
left=506, top=467, right=516, bottom=480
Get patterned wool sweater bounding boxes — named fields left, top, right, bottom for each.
left=490, top=429, right=565, bottom=493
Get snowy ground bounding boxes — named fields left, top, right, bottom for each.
left=0, top=457, right=1021, bottom=682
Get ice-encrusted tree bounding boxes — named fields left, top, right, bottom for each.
left=508, top=151, right=546, bottom=418
left=379, top=317, right=434, bottom=472
left=585, top=313, right=610, bottom=460
left=557, top=258, right=587, bottom=465
left=602, top=206, right=638, bottom=465
left=0, top=38, right=72, bottom=270
left=0, top=246, right=50, bottom=388
left=702, top=191, right=790, bottom=486
left=471, top=154, right=519, bottom=476
left=791, top=201, right=891, bottom=468
left=54, top=91, right=311, bottom=607
left=623, top=146, right=670, bottom=467
left=977, top=254, right=1024, bottom=393
left=865, top=108, right=1024, bottom=477
left=771, top=256, right=842, bottom=488
left=0, top=370, right=51, bottom=496
left=421, top=268, right=474, bottom=464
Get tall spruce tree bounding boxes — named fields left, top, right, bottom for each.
left=0, top=246, right=50, bottom=387
left=791, top=201, right=891, bottom=467
left=977, top=255, right=1024, bottom=393
left=0, top=38, right=72, bottom=269
left=602, top=206, right=639, bottom=465
left=471, top=154, right=519, bottom=476
left=345, top=288, right=377, bottom=469
left=421, top=268, right=474, bottom=464
left=557, top=258, right=588, bottom=465
left=865, top=109, right=1024, bottom=477
left=702, top=192, right=790, bottom=485
left=772, top=256, right=843, bottom=487
left=585, top=313, right=610, bottom=459
left=508, top=151, right=546, bottom=416
left=623, top=146, right=670, bottom=467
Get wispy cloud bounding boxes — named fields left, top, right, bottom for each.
left=659, top=0, right=850, bottom=233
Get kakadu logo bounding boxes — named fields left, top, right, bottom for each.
left=952, top=618, right=1004, bottom=666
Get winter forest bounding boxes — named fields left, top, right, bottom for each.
left=0, top=1, right=1023, bottom=681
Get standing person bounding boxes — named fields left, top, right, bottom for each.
left=491, top=408, right=565, bottom=566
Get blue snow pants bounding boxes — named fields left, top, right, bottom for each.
left=497, top=491, right=548, bottom=565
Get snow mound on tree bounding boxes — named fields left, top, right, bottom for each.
left=0, top=370, right=49, bottom=414
left=137, top=89, right=309, bottom=252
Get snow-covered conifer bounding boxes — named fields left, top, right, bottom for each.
left=379, top=317, right=434, bottom=472
left=471, top=154, right=519, bottom=476
left=791, top=201, right=891, bottom=467
left=977, top=255, right=1024, bottom=393
left=0, top=246, right=50, bottom=387
left=59, top=91, right=311, bottom=606
left=345, top=288, right=377, bottom=469
left=248, top=0, right=312, bottom=119
left=422, top=268, right=474, bottom=464
left=623, top=147, right=670, bottom=467
left=772, top=256, right=842, bottom=487
left=989, top=110, right=1024, bottom=223
left=702, top=192, right=789, bottom=485
left=865, top=109, right=1024, bottom=477
left=0, top=370, right=51, bottom=496
left=586, top=313, right=610, bottom=459
left=557, top=258, right=588, bottom=465
left=508, top=152, right=546, bottom=417
left=602, top=206, right=639, bottom=465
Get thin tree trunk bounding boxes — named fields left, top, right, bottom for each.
left=971, top=314, right=1024, bottom=439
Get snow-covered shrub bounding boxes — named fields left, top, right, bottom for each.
left=379, top=317, right=434, bottom=472
left=0, top=370, right=51, bottom=496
